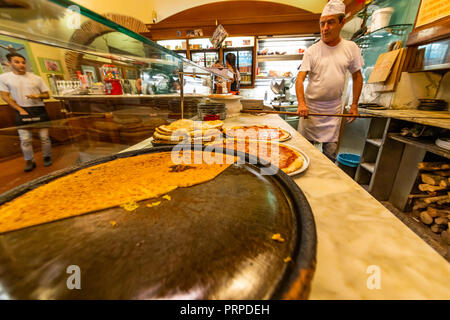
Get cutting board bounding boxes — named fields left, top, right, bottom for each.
left=368, top=49, right=401, bottom=83
left=377, top=48, right=407, bottom=92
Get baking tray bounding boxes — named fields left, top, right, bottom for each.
left=0, top=146, right=316, bottom=300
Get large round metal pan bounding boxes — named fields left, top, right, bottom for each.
left=0, top=146, right=316, bottom=300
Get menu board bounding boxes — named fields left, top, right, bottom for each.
left=415, top=0, right=450, bottom=28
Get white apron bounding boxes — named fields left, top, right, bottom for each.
left=298, top=98, right=342, bottom=143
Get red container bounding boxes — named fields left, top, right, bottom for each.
left=104, top=79, right=123, bottom=95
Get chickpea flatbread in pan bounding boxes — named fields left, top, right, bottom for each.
left=0, top=151, right=235, bottom=234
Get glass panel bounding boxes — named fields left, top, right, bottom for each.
left=351, top=0, right=421, bottom=82
left=353, top=24, right=413, bottom=82
left=0, top=0, right=226, bottom=195
left=0, top=0, right=227, bottom=80
left=418, top=38, right=450, bottom=71
left=238, top=50, right=253, bottom=85
left=358, top=0, right=421, bottom=27
left=191, top=52, right=205, bottom=67
left=205, top=52, right=219, bottom=68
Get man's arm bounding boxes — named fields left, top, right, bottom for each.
left=25, top=91, right=49, bottom=100
left=295, top=71, right=308, bottom=117
left=0, top=91, right=28, bottom=115
left=348, top=70, right=363, bottom=123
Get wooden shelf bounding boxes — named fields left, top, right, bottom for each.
left=360, top=162, right=375, bottom=173
left=388, top=133, right=450, bottom=159
left=366, top=138, right=382, bottom=147
left=257, top=54, right=303, bottom=62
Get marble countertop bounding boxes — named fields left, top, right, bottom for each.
left=125, top=113, right=450, bottom=299
left=228, top=114, right=450, bottom=299
left=360, top=108, right=450, bottom=130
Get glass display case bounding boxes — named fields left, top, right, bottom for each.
left=246, top=36, right=317, bottom=105
left=188, top=38, right=219, bottom=68
left=222, top=36, right=255, bottom=87
left=0, top=0, right=231, bottom=192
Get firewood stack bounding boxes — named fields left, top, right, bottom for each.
left=410, top=162, right=450, bottom=245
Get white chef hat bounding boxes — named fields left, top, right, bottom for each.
left=321, top=0, right=346, bottom=17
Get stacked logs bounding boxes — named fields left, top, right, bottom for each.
left=410, top=162, right=450, bottom=245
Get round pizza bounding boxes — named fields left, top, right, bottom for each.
left=223, top=125, right=291, bottom=142
left=207, top=139, right=304, bottom=174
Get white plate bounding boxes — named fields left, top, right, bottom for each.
left=208, top=139, right=309, bottom=176
left=435, top=138, right=450, bottom=151
left=283, top=144, right=310, bottom=176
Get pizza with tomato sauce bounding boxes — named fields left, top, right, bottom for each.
left=223, top=125, right=291, bottom=142
left=207, top=139, right=304, bottom=174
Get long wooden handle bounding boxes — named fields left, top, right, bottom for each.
left=240, top=109, right=376, bottom=118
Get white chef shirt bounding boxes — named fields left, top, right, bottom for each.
left=0, top=72, right=49, bottom=107
left=299, top=39, right=364, bottom=101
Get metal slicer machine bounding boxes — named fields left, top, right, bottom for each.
left=270, top=78, right=296, bottom=106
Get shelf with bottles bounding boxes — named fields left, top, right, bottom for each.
left=191, top=51, right=219, bottom=68
left=240, top=74, right=252, bottom=84
left=257, top=54, right=304, bottom=62
left=156, top=39, right=187, bottom=51
left=188, top=38, right=215, bottom=50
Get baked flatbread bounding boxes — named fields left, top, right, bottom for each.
left=207, top=139, right=303, bottom=174
left=0, top=151, right=235, bottom=234
left=224, top=125, right=291, bottom=142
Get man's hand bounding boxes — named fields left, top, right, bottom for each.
left=18, top=108, right=29, bottom=116
left=347, top=104, right=358, bottom=123
left=26, top=94, right=42, bottom=99
left=297, top=103, right=309, bottom=117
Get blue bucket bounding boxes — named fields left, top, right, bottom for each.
left=337, top=153, right=360, bottom=168
left=336, top=153, right=360, bottom=178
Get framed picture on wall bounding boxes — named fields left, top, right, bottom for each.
left=0, top=38, right=36, bottom=73
left=38, top=57, right=64, bottom=74
left=81, top=65, right=99, bottom=83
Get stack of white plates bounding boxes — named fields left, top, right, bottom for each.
left=435, top=138, right=450, bottom=150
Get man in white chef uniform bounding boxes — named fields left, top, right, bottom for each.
left=296, top=0, right=364, bottom=161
